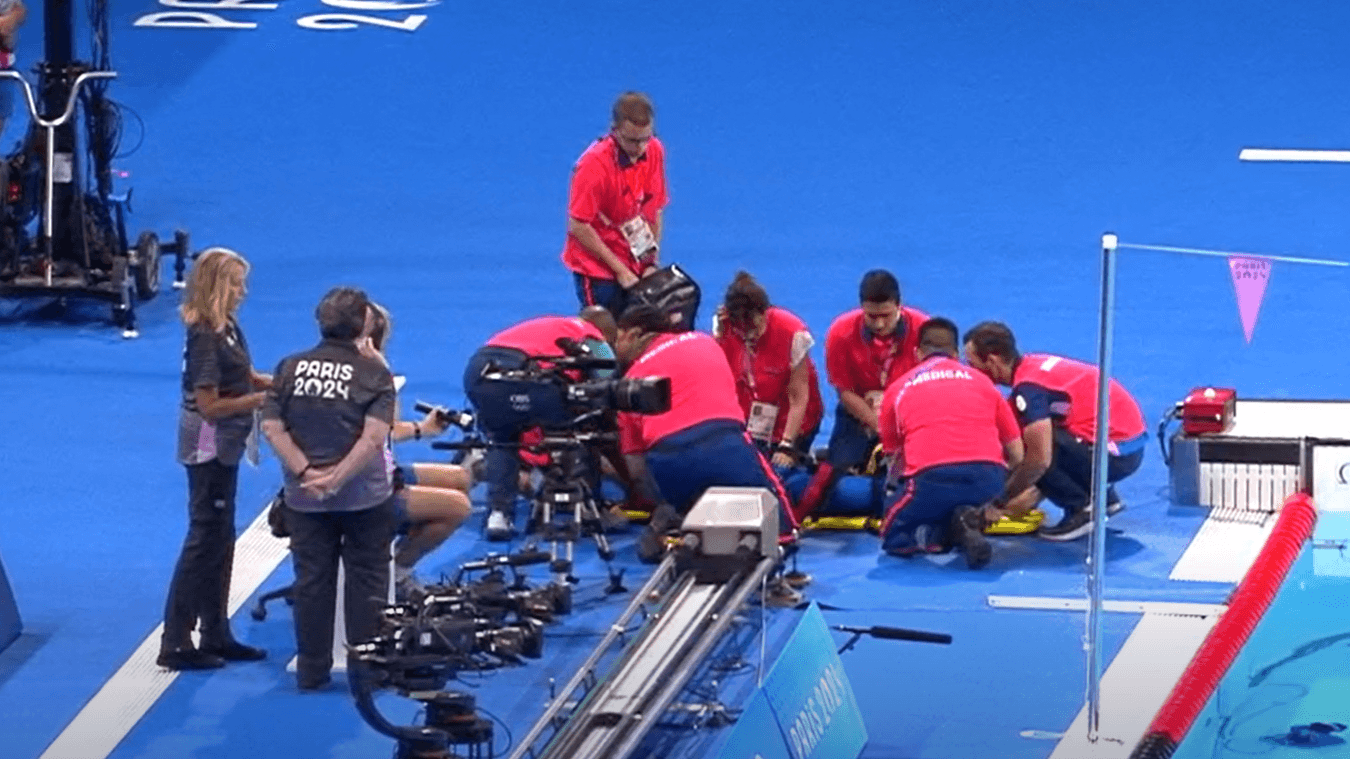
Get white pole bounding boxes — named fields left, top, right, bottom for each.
left=1086, top=233, right=1118, bottom=739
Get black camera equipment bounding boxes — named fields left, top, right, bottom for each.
left=0, top=0, right=190, bottom=336
left=626, top=263, right=701, bottom=332
left=436, top=427, right=631, bottom=605
left=437, top=352, right=671, bottom=598
left=349, top=548, right=561, bottom=759
left=413, top=400, right=477, bottom=433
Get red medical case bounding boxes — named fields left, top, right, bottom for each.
left=1181, top=387, right=1237, bottom=435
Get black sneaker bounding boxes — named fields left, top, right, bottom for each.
left=636, top=504, right=680, bottom=564
left=1039, top=509, right=1093, bottom=541
left=157, top=648, right=226, bottom=671
left=950, top=507, right=992, bottom=569
left=200, top=641, right=267, bottom=662
left=297, top=673, right=332, bottom=692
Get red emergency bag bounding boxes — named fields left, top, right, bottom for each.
left=1181, top=387, right=1237, bottom=435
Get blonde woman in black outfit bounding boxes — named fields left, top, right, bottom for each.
left=158, top=248, right=270, bottom=671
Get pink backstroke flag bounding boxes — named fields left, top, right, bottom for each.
left=1228, top=256, right=1272, bottom=343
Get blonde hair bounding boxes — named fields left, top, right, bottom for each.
left=181, top=247, right=249, bottom=332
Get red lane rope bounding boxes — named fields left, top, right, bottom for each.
left=1130, top=492, right=1318, bottom=759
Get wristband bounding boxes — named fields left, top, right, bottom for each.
left=774, top=443, right=798, bottom=457
left=412, top=422, right=422, bottom=441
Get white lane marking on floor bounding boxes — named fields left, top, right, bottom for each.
left=1047, top=612, right=1221, bottom=759
left=987, top=596, right=1227, bottom=617
left=1170, top=512, right=1277, bottom=583
left=1239, top=148, right=1350, bottom=162
left=40, top=507, right=289, bottom=759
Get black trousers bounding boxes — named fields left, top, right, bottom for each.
left=161, top=460, right=238, bottom=653
left=287, top=499, right=395, bottom=683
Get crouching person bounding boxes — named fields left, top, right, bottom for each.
left=613, top=305, right=796, bottom=562
left=878, top=318, right=1022, bottom=569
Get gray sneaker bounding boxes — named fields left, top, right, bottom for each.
left=486, top=511, right=513, bottom=542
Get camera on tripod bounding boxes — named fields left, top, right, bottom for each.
left=493, top=335, right=672, bottom=422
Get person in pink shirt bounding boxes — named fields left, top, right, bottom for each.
left=794, top=269, right=928, bottom=522
left=614, top=305, right=794, bottom=562
left=712, top=271, right=825, bottom=467
left=561, top=92, right=669, bottom=317
left=963, top=321, right=1147, bottom=542
left=878, top=318, right=1023, bottom=568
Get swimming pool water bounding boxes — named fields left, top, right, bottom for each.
left=1173, top=512, right=1350, bottom=758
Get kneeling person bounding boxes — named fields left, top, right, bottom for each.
left=614, top=305, right=795, bottom=561
left=963, top=321, right=1147, bottom=541
left=878, top=318, right=1022, bottom=568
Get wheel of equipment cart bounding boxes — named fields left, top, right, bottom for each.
left=134, top=231, right=161, bottom=299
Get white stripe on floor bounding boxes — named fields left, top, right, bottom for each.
left=1047, top=610, right=1222, bottom=759
left=1239, top=148, right=1350, bottom=162
left=1037, top=502, right=1287, bottom=756
left=987, top=595, right=1227, bottom=617
left=1169, top=511, right=1277, bottom=583
left=40, top=507, right=289, bottom=759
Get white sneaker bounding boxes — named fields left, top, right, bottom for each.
left=486, top=511, right=513, bottom=541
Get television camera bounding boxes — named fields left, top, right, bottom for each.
left=435, top=340, right=672, bottom=601
left=349, top=549, right=563, bottom=759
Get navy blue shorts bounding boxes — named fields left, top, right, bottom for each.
left=573, top=273, right=628, bottom=317
left=645, top=419, right=793, bottom=530
left=880, top=462, right=1005, bottom=555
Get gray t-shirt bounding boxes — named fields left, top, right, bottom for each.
left=176, top=319, right=255, bottom=467
left=263, top=338, right=396, bottom=512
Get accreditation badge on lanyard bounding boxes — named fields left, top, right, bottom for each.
left=620, top=215, right=656, bottom=262
left=875, top=336, right=902, bottom=388
left=619, top=165, right=656, bottom=263
left=739, top=341, right=779, bottom=442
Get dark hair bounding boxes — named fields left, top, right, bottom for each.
left=962, top=320, right=1019, bottom=363
left=918, top=317, right=959, bottom=355
left=723, top=270, right=771, bottom=327
left=369, top=302, right=391, bottom=352
left=617, top=303, right=674, bottom=334
left=612, top=91, right=654, bottom=127
left=859, top=269, right=900, bottom=305
left=316, top=286, right=371, bottom=340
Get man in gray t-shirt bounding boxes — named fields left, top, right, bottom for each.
left=260, top=286, right=396, bottom=691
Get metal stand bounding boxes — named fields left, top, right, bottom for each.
left=0, top=0, right=192, bottom=335
left=528, top=433, right=627, bottom=599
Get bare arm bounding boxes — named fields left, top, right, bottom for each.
left=624, top=453, right=664, bottom=507
left=261, top=417, right=310, bottom=476
left=999, top=420, right=1051, bottom=504
left=568, top=216, right=638, bottom=287
left=838, top=389, right=879, bottom=433
left=194, top=386, right=265, bottom=421
left=1002, top=436, right=1025, bottom=470
left=309, top=415, right=391, bottom=490
left=771, top=360, right=813, bottom=467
